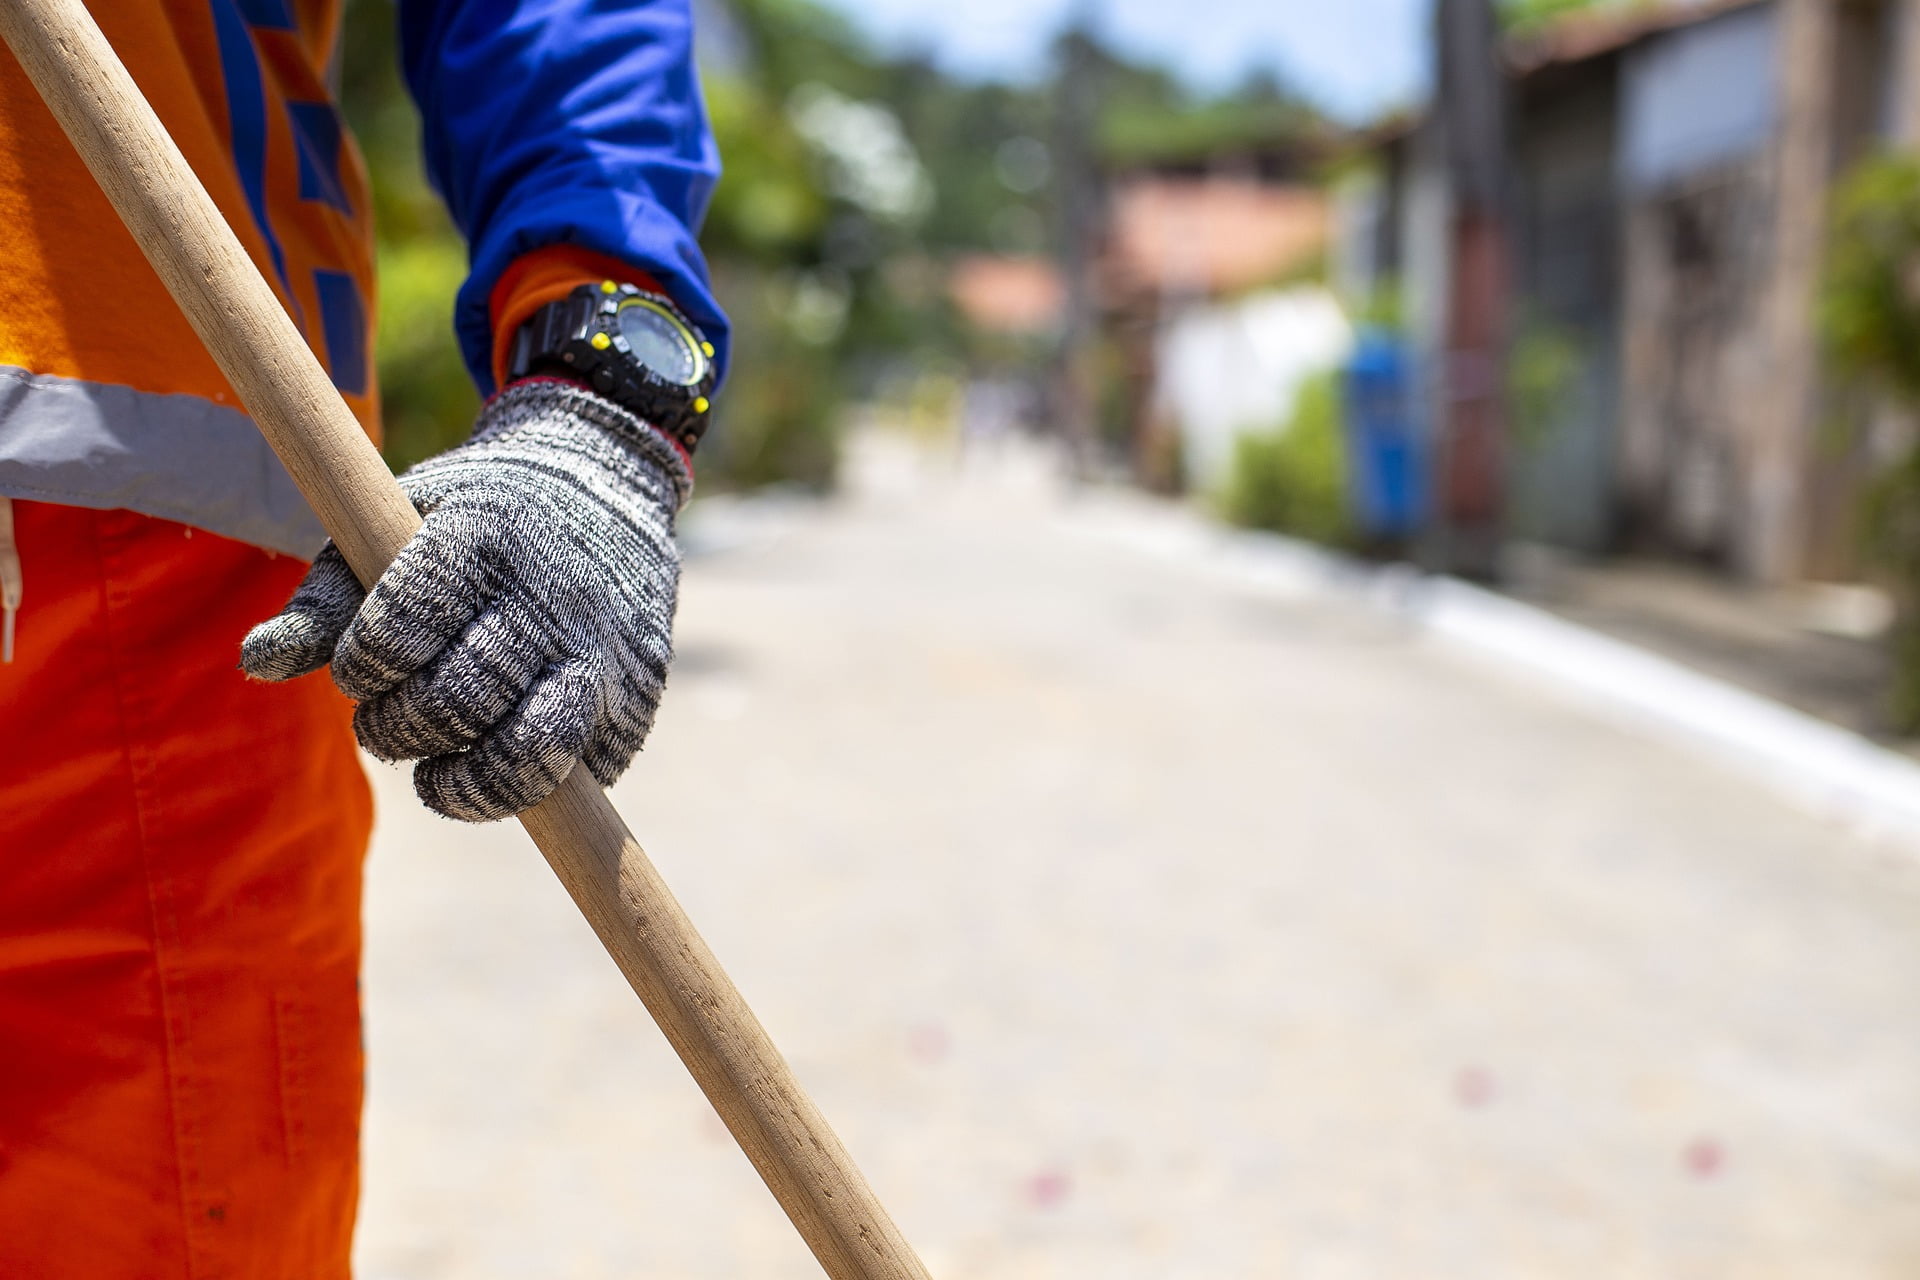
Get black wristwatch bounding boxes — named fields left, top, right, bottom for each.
left=505, top=280, right=718, bottom=454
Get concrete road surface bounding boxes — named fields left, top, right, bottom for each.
left=355, top=432, right=1920, bottom=1279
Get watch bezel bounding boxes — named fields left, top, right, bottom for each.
left=611, top=295, right=709, bottom=387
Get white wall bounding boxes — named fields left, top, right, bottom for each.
left=1153, top=286, right=1354, bottom=492
left=1622, top=3, right=1779, bottom=192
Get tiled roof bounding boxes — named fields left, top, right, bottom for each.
left=1104, top=176, right=1328, bottom=297
left=949, top=255, right=1066, bottom=334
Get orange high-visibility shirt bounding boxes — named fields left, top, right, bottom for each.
left=0, top=1, right=375, bottom=555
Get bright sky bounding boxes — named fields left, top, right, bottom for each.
left=810, top=0, right=1433, bottom=123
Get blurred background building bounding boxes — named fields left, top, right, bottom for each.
left=1351, top=0, right=1918, bottom=576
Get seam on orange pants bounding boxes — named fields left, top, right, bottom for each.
left=96, top=512, right=206, bottom=1274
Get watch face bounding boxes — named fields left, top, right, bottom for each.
left=616, top=298, right=705, bottom=385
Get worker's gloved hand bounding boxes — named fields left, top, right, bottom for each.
left=241, top=380, right=690, bottom=822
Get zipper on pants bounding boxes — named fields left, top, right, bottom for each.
left=0, top=497, right=19, bottom=662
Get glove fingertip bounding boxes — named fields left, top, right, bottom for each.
left=239, top=613, right=337, bottom=682
left=351, top=701, right=411, bottom=764
left=412, top=664, right=595, bottom=822
left=413, top=751, right=568, bottom=823
left=240, top=542, right=364, bottom=683
left=579, top=732, right=639, bottom=791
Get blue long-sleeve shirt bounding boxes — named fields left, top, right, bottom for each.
left=399, top=0, right=728, bottom=394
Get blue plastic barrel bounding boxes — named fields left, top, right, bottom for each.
left=1343, top=328, right=1423, bottom=540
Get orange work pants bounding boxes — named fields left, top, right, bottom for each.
left=0, top=500, right=371, bottom=1278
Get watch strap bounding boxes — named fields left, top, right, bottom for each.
left=505, top=292, right=602, bottom=384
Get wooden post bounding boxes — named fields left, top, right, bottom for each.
left=1753, top=0, right=1838, bottom=583
left=1895, top=0, right=1920, bottom=146
left=0, top=3, right=931, bottom=1276
left=1431, top=0, right=1512, bottom=580
left=1052, top=10, right=1103, bottom=480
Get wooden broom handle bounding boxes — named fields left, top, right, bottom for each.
left=0, top=3, right=930, bottom=1277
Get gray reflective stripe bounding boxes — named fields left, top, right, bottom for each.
left=0, top=365, right=328, bottom=557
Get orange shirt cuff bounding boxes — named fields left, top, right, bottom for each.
left=487, top=245, right=663, bottom=393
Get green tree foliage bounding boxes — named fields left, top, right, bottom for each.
left=700, top=78, right=828, bottom=264
left=339, top=0, right=477, bottom=473
left=1507, top=317, right=1583, bottom=451
left=1097, top=63, right=1322, bottom=169
left=1499, top=0, right=1637, bottom=34
left=1822, top=154, right=1920, bottom=730
left=1219, top=372, right=1351, bottom=547
left=1821, top=154, right=1920, bottom=404
left=697, top=0, right=941, bottom=488
left=1858, top=450, right=1920, bottom=730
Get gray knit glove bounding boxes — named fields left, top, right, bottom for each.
left=241, top=380, right=691, bottom=822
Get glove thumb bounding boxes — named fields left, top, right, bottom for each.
left=240, top=542, right=366, bottom=682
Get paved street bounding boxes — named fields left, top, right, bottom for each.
left=355, top=432, right=1920, bottom=1279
